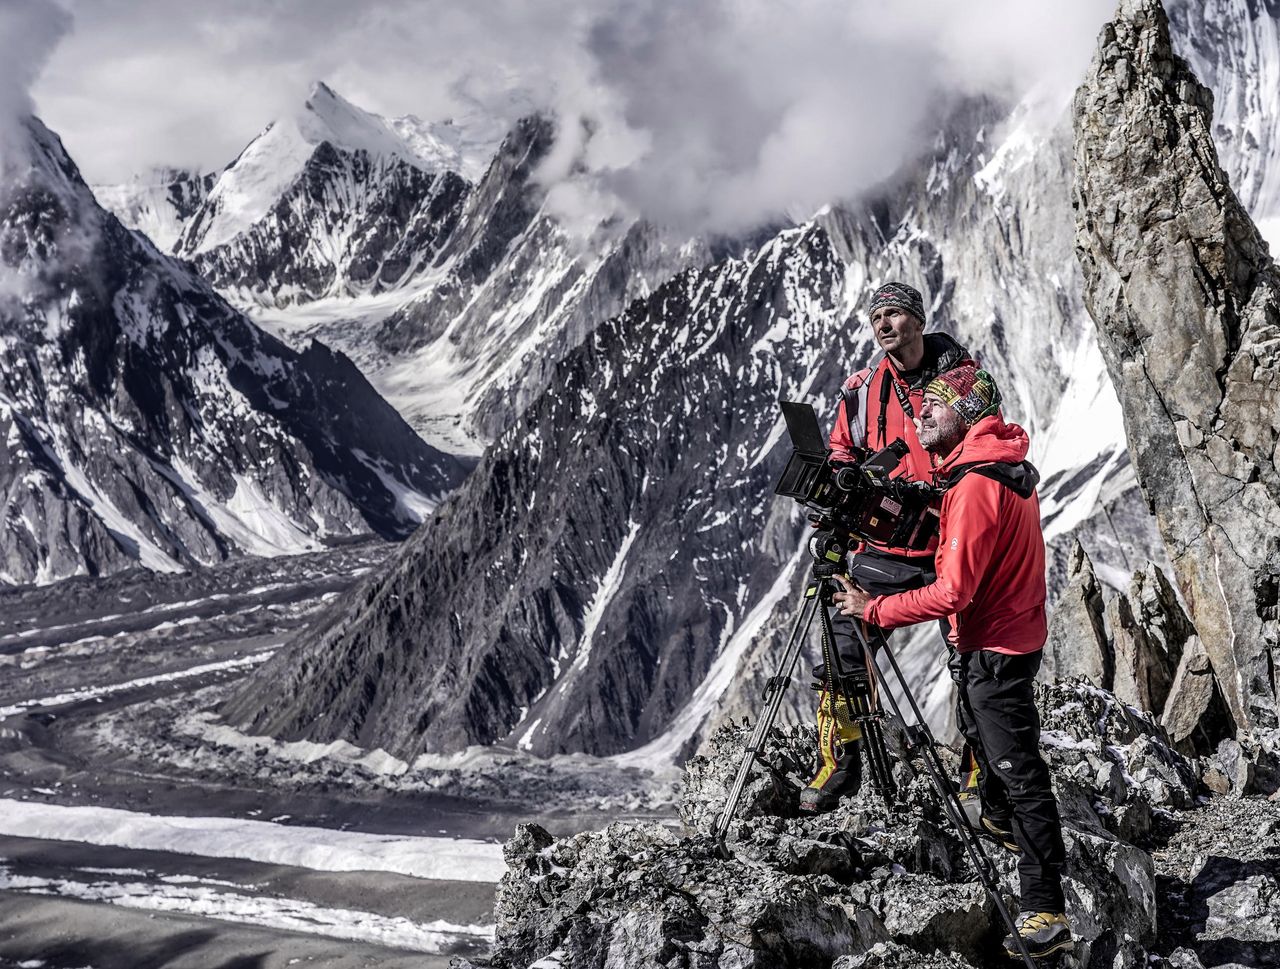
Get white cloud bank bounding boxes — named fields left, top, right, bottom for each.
left=17, top=0, right=1116, bottom=234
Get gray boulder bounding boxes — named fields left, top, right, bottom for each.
left=1109, top=565, right=1186, bottom=715
left=1042, top=541, right=1112, bottom=687
left=1160, top=634, right=1234, bottom=757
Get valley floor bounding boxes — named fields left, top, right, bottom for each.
left=0, top=542, right=677, bottom=968
left=0, top=543, right=1274, bottom=968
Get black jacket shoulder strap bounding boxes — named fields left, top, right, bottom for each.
left=943, top=459, right=1040, bottom=499
left=877, top=366, right=892, bottom=447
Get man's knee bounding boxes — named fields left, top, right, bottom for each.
left=985, top=746, right=1053, bottom=797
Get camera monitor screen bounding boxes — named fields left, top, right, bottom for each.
left=779, top=400, right=827, bottom=456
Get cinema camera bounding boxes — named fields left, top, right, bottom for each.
left=773, top=400, right=940, bottom=550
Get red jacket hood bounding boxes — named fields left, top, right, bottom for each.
left=934, top=415, right=1030, bottom=477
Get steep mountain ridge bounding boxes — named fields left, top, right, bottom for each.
left=168, top=83, right=477, bottom=308
left=0, top=116, right=467, bottom=586
left=1074, top=0, right=1280, bottom=743
left=222, top=220, right=862, bottom=756
left=91, top=167, right=214, bottom=252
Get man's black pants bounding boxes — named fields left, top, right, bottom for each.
left=956, top=648, right=1066, bottom=913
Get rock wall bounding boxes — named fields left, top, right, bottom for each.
left=1073, top=0, right=1280, bottom=741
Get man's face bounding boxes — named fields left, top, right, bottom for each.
left=869, top=305, right=924, bottom=357
left=918, top=392, right=967, bottom=454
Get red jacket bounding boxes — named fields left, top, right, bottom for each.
left=829, top=333, right=970, bottom=558
left=863, top=416, right=1047, bottom=654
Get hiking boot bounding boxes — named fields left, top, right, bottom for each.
left=981, top=813, right=1022, bottom=853
left=800, top=742, right=862, bottom=813
left=1003, top=911, right=1073, bottom=960
left=801, top=685, right=864, bottom=813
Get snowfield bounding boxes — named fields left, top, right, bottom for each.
left=0, top=799, right=507, bottom=883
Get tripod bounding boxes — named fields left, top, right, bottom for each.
left=711, top=530, right=1039, bottom=969
left=711, top=531, right=894, bottom=846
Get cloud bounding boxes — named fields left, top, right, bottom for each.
left=29, top=0, right=1116, bottom=234
left=0, top=0, right=71, bottom=173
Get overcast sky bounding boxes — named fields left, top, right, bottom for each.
left=10, top=0, right=1118, bottom=234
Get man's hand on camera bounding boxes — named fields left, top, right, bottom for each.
left=832, top=574, right=871, bottom=618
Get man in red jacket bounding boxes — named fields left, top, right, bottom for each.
left=801, top=281, right=969, bottom=813
left=834, top=363, right=1072, bottom=961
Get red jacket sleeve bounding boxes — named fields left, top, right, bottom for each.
left=828, top=371, right=870, bottom=463
left=864, top=474, right=1001, bottom=629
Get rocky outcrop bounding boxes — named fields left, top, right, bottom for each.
left=1042, top=540, right=1112, bottom=685
left=1109, top=565, right=1187, bottom=715
left=1162, top=635, right=1235, bottom=757
left=1073, top=0, right=1280, bottom=742
left=1042, top=543, right=1219, bottom=757
left=457, top=680, right=1214, bottom=969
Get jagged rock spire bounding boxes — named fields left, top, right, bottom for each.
left=1073, top=0, right=1280, bottom=739
left=1043, top=540, right=1112, bottom=686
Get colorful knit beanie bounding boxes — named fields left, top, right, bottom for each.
left=925, top=364, right=1002, bottom=426
left=868, top=281, right=926, bottom=323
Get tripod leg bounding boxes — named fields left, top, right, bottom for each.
left=802, top=596, right=877, bottom=812
left=712, top=584, right=820, bottom=844
left=860, top=715, right=897, bottom=807
left=819, top=601, right=898, bottom=809
left=853, top=623, right=1038, bottom=969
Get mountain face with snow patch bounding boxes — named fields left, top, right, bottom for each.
left=223, top=1, right=1280, bottom=763
left=0, top=117, right=468, bottom=587
left=222, top=222, right=863, bottom=757
left=168, top=83, right=475, bottom=308
left=91, top=167, right=215, bottom=252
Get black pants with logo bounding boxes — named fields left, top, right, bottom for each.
left=957, top=648, right=1066, bottom=913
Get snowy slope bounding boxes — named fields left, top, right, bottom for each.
left=0, top=116, right=467, bottom=587
left=179, top=82, right=450, bottom=255
left=91, top=167, right=214, bottom=251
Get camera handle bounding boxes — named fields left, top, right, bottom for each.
left=853, top=622, right=1037, bottom=969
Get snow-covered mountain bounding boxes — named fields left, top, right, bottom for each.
left=0, top=116, right=468, bottom=587
left=167, top=82, right=487, bottom=309
left=222, top=0, right=1280, bottom=763
left=94, top=86, right=697, bottom=458
left=91, top=167, right=214, bottom=252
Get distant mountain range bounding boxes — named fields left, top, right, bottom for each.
left=0, top=116, right=467, bottom=586
left=221, top=2, right=1280, bottom=762
left=33, top=0, right=1280, bottom=763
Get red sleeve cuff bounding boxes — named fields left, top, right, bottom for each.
left=864, top=595, right=885, bottom=627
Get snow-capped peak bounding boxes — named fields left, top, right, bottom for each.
left=295, top=82, right=426, bottom=170
left=176, top=82, right=461, bottom=255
